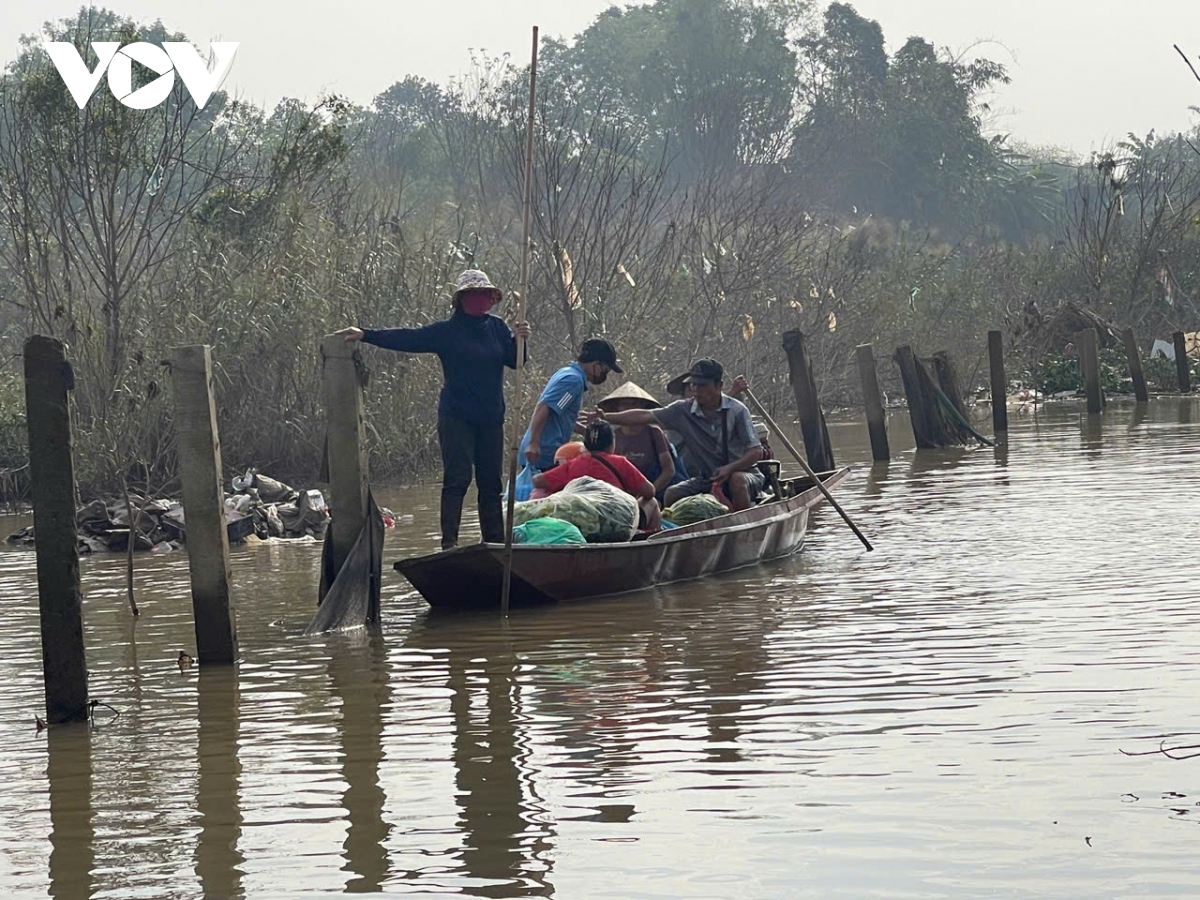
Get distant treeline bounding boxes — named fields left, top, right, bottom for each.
left=0, top=1, right=1197, bottom=498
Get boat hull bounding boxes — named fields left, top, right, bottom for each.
left=394, top=468, right=849, bottom=611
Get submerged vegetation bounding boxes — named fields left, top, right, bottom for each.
left=1, top=2, right=1199, bottom=498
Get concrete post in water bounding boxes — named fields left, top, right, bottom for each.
left=1122, top=327, right=1149, bottom=403
left=24, top=335, right=88, bottom=723
left=1077, top=328, right=1103, bottom=415
left=321, top=335, right=369, bottom=578
left=1172, top=331, right=1191, bottom=393
left=987, top=330, right=1008, bottom=433
left=171, top=345, right=237, bottom=664
left=782, top=330, right=835, bottom=472
left=855, top=344, right=889, bottom=462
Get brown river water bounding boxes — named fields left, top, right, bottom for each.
left=2, top=399, right=1200, bottom=898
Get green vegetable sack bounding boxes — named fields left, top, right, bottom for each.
left=513, top=476, right=638, bottom=542
left=662, top=493, right=728, bottom=526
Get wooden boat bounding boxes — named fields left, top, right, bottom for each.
left=393, top=467, right=851, bottom=611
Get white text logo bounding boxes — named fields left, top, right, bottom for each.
left=45, top=41, right=239, bottom=110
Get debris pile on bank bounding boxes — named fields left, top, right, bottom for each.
left=5, top=469, right=331, bottom=553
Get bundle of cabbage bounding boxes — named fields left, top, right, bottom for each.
left=662, top=493, right=728, bottom=526
left=513, top=476, right=639, bottom=542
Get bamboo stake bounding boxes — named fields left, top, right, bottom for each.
left=743, top=388, right=873, bottom=552
left=501, top=26, right=539, bottom=617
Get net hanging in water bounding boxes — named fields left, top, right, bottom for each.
left=304, top=491, right=383, bottom=635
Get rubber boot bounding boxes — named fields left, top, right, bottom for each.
left=477, top=494, right=505, bottom=544
left=440, top=491, right=465, bottom=550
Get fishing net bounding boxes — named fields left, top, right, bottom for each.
left=304, top=491, right=383, bottom=635
left=894, top=347, right=980, bottom=449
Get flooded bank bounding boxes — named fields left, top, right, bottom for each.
left=3, top=400, right=1200, bottom=897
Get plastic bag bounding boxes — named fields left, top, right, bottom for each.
left=662, top=493, right=728, bottom=526
left=512, top=517, right=586, bottom=545
left=510, top=464, right=536, bottom=503
left=513, top=475, right=638, bottom=543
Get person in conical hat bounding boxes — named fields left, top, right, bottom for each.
left=337, top=268, right=530, bottom=550
left=594, top=358, right=764, bottom=512
left=597, top=381, right=676, bottom=501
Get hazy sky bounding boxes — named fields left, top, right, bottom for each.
left=2, top=0, right=1197, bottom=153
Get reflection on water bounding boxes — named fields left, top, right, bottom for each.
left=440, top=630, right=553, bottom=897
left=328, top=634, right=390, bottom=892
left=195, top=665, right=242, bottom=900
left=4, top=399, right=1200, bottom=897
left=47, top=726, right=92, bottom=900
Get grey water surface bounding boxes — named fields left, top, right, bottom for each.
left=2, top=400, right=1199, bottom=898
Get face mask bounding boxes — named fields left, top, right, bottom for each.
left=459, top=292, right=495, bottom=317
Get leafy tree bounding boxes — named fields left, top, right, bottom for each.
left=791, top=3, right=1027, bottom=236
left=541, top=0, right=805, bottom=174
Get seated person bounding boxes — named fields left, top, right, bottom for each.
left=529, top=441, right=586, bottom=500
left=597, top=382, right=676, bottom=501
left=533, top=421, right=662, bottom=532
left=597, top=358, right=763, bottom=512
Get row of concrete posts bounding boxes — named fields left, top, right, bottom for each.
left=782, top=324, right=1192, bottom=473
left=24, top=335, right=366, bottom=723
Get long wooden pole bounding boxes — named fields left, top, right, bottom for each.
left=501, top=26, right=539, bottom=617
left=743, top=388, right=873, bottom=552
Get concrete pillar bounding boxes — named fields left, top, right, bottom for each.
left=171, top=345, right=236, bottom=663
left=855, top=344, right=889, bottom=462
left=781, top=330, right=835, bottom=472
left=987, top=331, right=1008, bottom=433
left=321, top=335, right=369, bottom=578
left=1172, top=331, right=1191, bottom=393
left=1077, top=328, right=1103, bottom=414
left=24, top=335, right=88, bottom=723
left=1122, top=327, right=1149, bottom=403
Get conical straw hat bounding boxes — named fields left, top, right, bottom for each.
left=666, top=372, right=690, bottom=397
left=597, top=381, right=661, bottom=410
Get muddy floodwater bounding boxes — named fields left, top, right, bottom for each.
left=3, top=399, right=1200, bottom=898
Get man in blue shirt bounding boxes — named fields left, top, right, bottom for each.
left=339, top=269, right=530, bottom=549
left=519, top=338, right=622, bottom=473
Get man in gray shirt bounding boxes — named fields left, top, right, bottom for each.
left=599, top=359, right=764, bottom=511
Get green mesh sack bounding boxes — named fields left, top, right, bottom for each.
left=513, top=476, right=638, bottom=542
left=662, top=493, right=728, bottom=526
left=512, top=517, right=587, bottom=545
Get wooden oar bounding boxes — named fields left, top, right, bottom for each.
left=742, top=388, right=874, bottom=552
left=501, top=26, right=540, bottom=617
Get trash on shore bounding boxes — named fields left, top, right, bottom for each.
left=5, top=469, right=334, bottom=553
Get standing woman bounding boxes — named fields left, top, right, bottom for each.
left=338, top=269, right=531, bottom=549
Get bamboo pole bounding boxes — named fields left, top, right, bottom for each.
left=501, top=26, right=539, bottom=617
left=742, top=388, right=873, bottom=552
